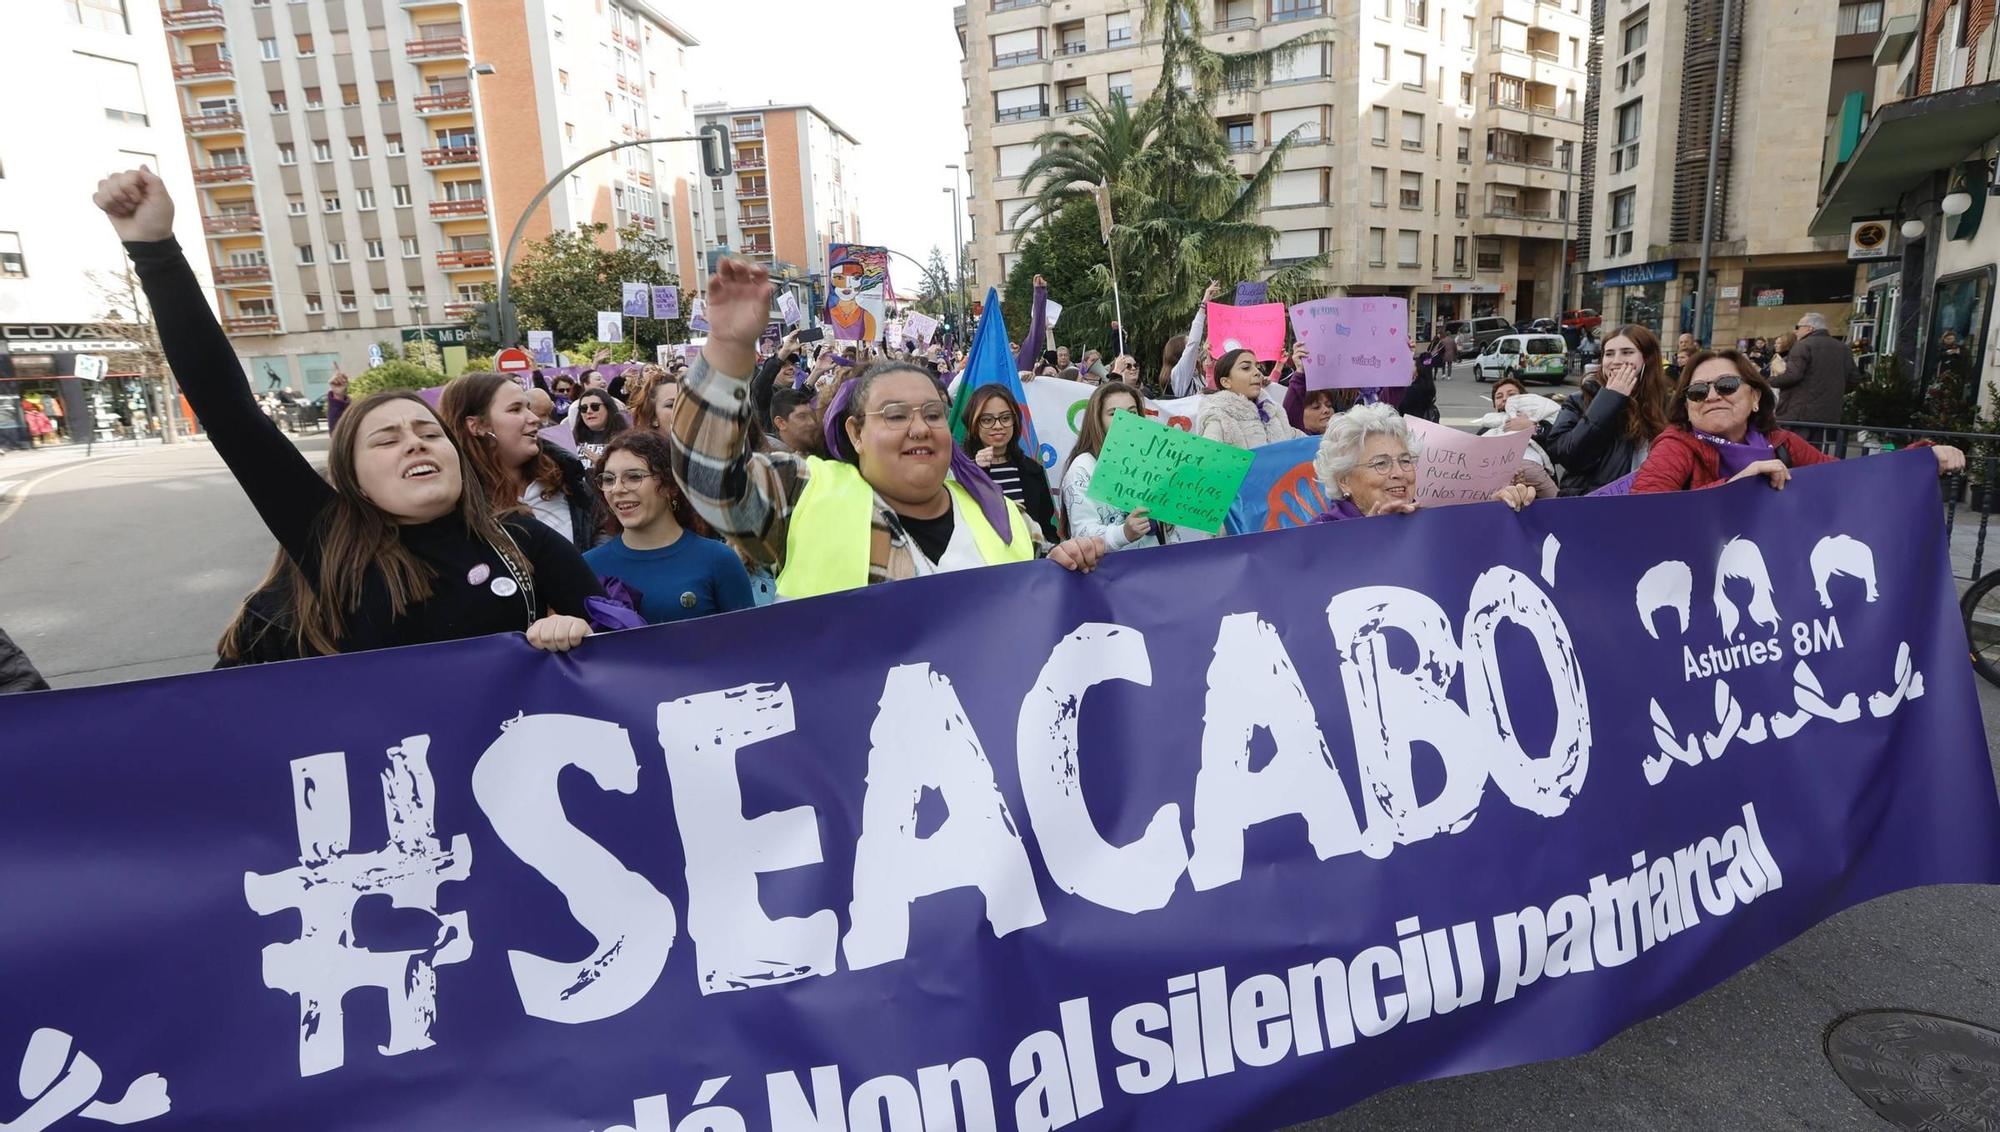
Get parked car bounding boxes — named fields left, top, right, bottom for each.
left=1561, top=309, right=1603, bottom=331
left=1445, top=316, right=1516, bottom=355
left=1473, top=334, right=1571, bottom=384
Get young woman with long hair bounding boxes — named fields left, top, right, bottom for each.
left=440, top=372, right=601, bottom=548
left=959, top=383, right=1057, bottom=541
left=1061, top=381, right=1178, bottom=552
left=96, top=168, right=600, bottom=656
left=570, top=389, right=629, bottom=465
left=1195, top=347, right=1300, bottom=450
left=584, top=430, right=752, bottom=624
left=666, top=259, right=1106, bottom=598
left=1541, top=323, right=1674, bottom=495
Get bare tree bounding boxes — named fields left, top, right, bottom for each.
left=86, top=265, right=179, bottom=444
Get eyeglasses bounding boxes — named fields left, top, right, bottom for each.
left=1360, top=454, right=1418, bottom=475
left=1684, top=376, right=1745, bottom=401
left=975, top=412, right=1014, bottom=428
left=865, top=402, right=949, bottom=428
left=595, top=470, right=658, bottom=489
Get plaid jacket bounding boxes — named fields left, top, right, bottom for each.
left=668, top=354, right=1048, bottom=588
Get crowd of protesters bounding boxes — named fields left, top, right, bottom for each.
left=0, top=165, right=1959, bottom=689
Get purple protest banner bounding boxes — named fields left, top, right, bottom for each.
left=1293, top=296, right=1416, bottom=390
left=651, top=285, right=679, bottom=321
left=620, top=282, right=649, bottom=318
left=1205, top=301, right=1288, bottom=361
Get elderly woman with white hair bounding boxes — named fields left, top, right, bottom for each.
left=1311, top=403, right=1536, bottom=522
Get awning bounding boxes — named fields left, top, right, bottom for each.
left=1808, top=79, right=2000, bottom=236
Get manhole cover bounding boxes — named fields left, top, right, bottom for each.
left=1825, top=1010, right=2000, bottom=1129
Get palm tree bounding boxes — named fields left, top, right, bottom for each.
left=1009, top=94, right=1157, bottom=243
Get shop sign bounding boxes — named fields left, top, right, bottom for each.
left=0, top=324, right=142, bottom=353
left=1595, top=259, right=1677, bottom=288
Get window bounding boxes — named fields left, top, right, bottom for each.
left=1399, top=170, right=1422, bottom=208
left=1370, top=166, right=1387, bottom=206
left=312, top=140, right=332, bottom=162
left=377, top=80, right=395, bottom=104
left=1462, top=14, right=1476, bottom=46
left=340, top=84, right=359, bottom=107
left=296, top=244, right=315, bottom=264
left=1109, top=70, right=1135, bottom=101
left=1400, top=110, right=1424, bottom=150
left=365, top=239, right=385, bottom=260
left=0, top=232, right=24, bottom=278
left=259, top=37, right=279, bottom=60
left=1396, top=229, right=1420, bottom=266
left=401, top=236, right=420, bottom=257
left=1459, top=72, right=1474, bottom=103
left=286, top=195, right=305, bottom=215
left=1613, top=99, right=1642, bottom=170
left=409, top=288, right=427, bottom=308
left=348, top=137, right=368, bottom=158
left=1401, top=50, right=1426, bottom=89
left=1452, top=236, right=1467, bottom=271
left=1270, top=106, right=1323, bottom=144
left=373, top=290, right=393, bottom=310
left=1271, top=44, right=1330, bottom=82
left=338, top=291, right=356, bottom=313
left=277, top=143, right=296, bottom=165
left=1107, top=12, right=1132, bottom=44
left=304, top=87, right=322, bottom=109
left=1454, top=181, right=1469, bottom=217
left=356, top=188, right=376, bottom=210
left=270, top=91, right=288, bottom=112
left=305, top=293, right=323, bottom=314
left=1836, top=1, right=1883, bottom=34
left=329, top=242, right=348, bottom=263
left=1491, top=74, right=1524, bottom=108
left=79, top=53, right=148, bottom=125
left=1456, top=126, right=1472, bottom=162
left=385, top=134, right=404, bottom=156
left=1610, top=188, right=1635, bottom=229
left=1373, top=44, right=1391, bottom=81
left=1477, top=238, right=1503, bottom=271
left=65, top=0, right=128, bottom=33
left=998, top=142, right=1037, bottom=178
left=392, top=184, right=413, bottom=207
left=1272, top=0, right=1323, bottom=21
left=1367, top=227, right=1386, bottom=266
left=321, top=193, right=340, bottom=212
left=995, top=85, right=1049, bottom=122
left=1405, top=0, right=1428, bottom=26
left=296, top=33, right=314, bottom=55
left=558, top=69, right=570, bottom=94
left=1370, top=106, right=1388, bottom=144
left=1225, top=120, right=1255, bottom=150
left=992, top=29, right=1043, bottom=67
left=1270, top=167, right=1327, bottom=206
left=1620, top=14, right=1647, bottom=54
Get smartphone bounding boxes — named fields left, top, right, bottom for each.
left=796, top=327, right=826, bottom=343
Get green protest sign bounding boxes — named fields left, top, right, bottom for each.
left=1085, top=411, right=1256, bottom=533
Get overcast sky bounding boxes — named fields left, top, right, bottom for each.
left=667, top=0, right=971, bottom=285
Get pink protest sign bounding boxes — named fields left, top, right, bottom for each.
left=1291, top=297, right=1415, bottom=390
left=1204, top=301, right=1288, bottom=361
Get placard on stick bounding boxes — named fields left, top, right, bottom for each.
left=1085, top=411, right=1255, bottom=532
left=1291, top=297, right=1415, bottom=389
left=1404, top=417, right=1531, bottom=506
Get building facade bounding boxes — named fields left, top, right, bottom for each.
left=159, top=0, right=698, bottom=396
left=1, top=0, right=215, bottom=446
left=688, top=102, right=862, bottom=308
left=1576, top=0, right=1895, bottom=349
left=955, top=0, right=1590, bottom=335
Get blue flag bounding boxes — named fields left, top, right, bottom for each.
left=951, top=287, right=1040, bottom=452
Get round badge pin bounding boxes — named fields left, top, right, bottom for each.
left=490, top=576, right=520, bottom=598
left=680, top=592, right=697, bottom=609
left=466, top=563, right=492, bottom=586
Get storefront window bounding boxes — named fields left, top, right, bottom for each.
left=1619, top=282, right=1665, bottom=332
left=248, top=355, right=293, bottom=393
left=1923, top=267, right=1992, bottom=405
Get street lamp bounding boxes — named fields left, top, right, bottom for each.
left=1901, top=218, right=1928, bottom=241
left=945, top=164, right=966, bottom=354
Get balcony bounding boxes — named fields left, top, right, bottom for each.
left=161, top=3, right=224, bottom=30
left=422, top=144, right=480, bottom=167
left=1487, top=204, right=1553, bottom=220
left=215, top=264, right=272, bottom=284
left=404, top=35, right=468, bottom=60
left=1270, top=3, right=1325, bottom=20
left=436, top=248, right=495, bottom=269
left=444, top=301, right=480, bottom=320
left=636, top=215, right=657, bottom=231
left=183, top=111, right=242, bottom=134
left=995, top=49, right=1044, bottom=68
left=413, top=90, right=473, bottom=114
left=1059, top=40, right=1089, bottom=54
left=192, top=164, right=253, bottom=184
left=1227, top=137, right=1258, bottom=153
left=172, top=58, right=234, bottom=81
left=741, top=243, right=774, bottom=257
left=737, top=156, right=766, bottom=170
left=1216, top=16, right=1257, bottom=30
left=997, top=104, right=1051, bottom=123
left=630, top=168, right=653, bottom=188
left=223, top=314, right=280, bottom=335
left=738, top=180, right=768, bottom=198
left=202, top=213, right=262, bottom=234
left=739, top=213, right=772, bottom=227
left=429, top=198, right=488, bottom=218
left=732, top=125, right=764, bottom=139
left=992, top=0, right=1041, bottom=9
left=1062, top=97, right=1088, bottom=114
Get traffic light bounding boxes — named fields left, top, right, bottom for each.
left=473, top=302, right=503, bottom=342
left=698, top=123, right=732, bottom=178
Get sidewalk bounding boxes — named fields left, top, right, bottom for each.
left=0, top=436, right=208, bottom=500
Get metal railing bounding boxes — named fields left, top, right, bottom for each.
left=1786, top=422, right=2000, bottom=581
left=997, top=104, right=1050, bottom=122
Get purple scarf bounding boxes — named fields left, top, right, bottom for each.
left=1312, top=499, right=1365, bottom=523
left=1693, top=426, right=1775, bottom=480
left=819, top=379, right=1017, bottom=546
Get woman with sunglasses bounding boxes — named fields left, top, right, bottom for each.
left=667, top=259, right=1106, bottom=598
left=1633, top=349, right=1964, bottom=493
left=1313, top=403, right=1535, bottom=520
left=440, top=372, right=603, bottom=548
left=95, top=168, right=600, bottom=655
left=586, top=430, right=752, bottom=624
left=961, top=384, right=1058, bottom=541
left=1062, top=381, right=1179, bottom=550
left=548, top=375, right=578, bottom=419
left=570, top=390, right=628, bottom=466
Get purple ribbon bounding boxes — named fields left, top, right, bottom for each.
left=585, top=578, right=649, bottom=633
left=1694, top=426, right=1775, bottom=481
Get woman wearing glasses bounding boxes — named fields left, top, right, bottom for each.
left=1312, top=403, right=1535, bottom=521
left=585, top=431, right=752, bottom=623
left=667, top=259, right=1106, bottom=599
left=1632, top=349, right=1964, bottom=493
left=961, top=384, right=1058, bottom=542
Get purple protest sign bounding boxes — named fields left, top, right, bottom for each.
left=651, top=285, right=679, bottom=321
left=1292, top=296, right=1416, bottom=389
left=1205, top=301, right=1288, bottom=361
left=1234, top=281, right=1269, bottom=306
left=620, top=283, right=649, bottom=318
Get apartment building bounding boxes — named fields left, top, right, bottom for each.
left=688, top=102, right=863, bottom=306
left=955, top=0, right=1589, bottom=335
left=1, top=0, right=215, bottom=447
left=160, top=0, right=698, bottom=395
left=1577, top=0, right=1890, bottom=347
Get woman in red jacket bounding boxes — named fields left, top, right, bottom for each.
left=1633, top=349, right=1963, bottom=492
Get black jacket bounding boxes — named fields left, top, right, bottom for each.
left=1541, top=387, right=1645, bottom=496
left=991, top=448, right=1059, bottom=543
left=542, top=440, right=607, bottom=548
left=0, top=627, right=48, bottom=693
